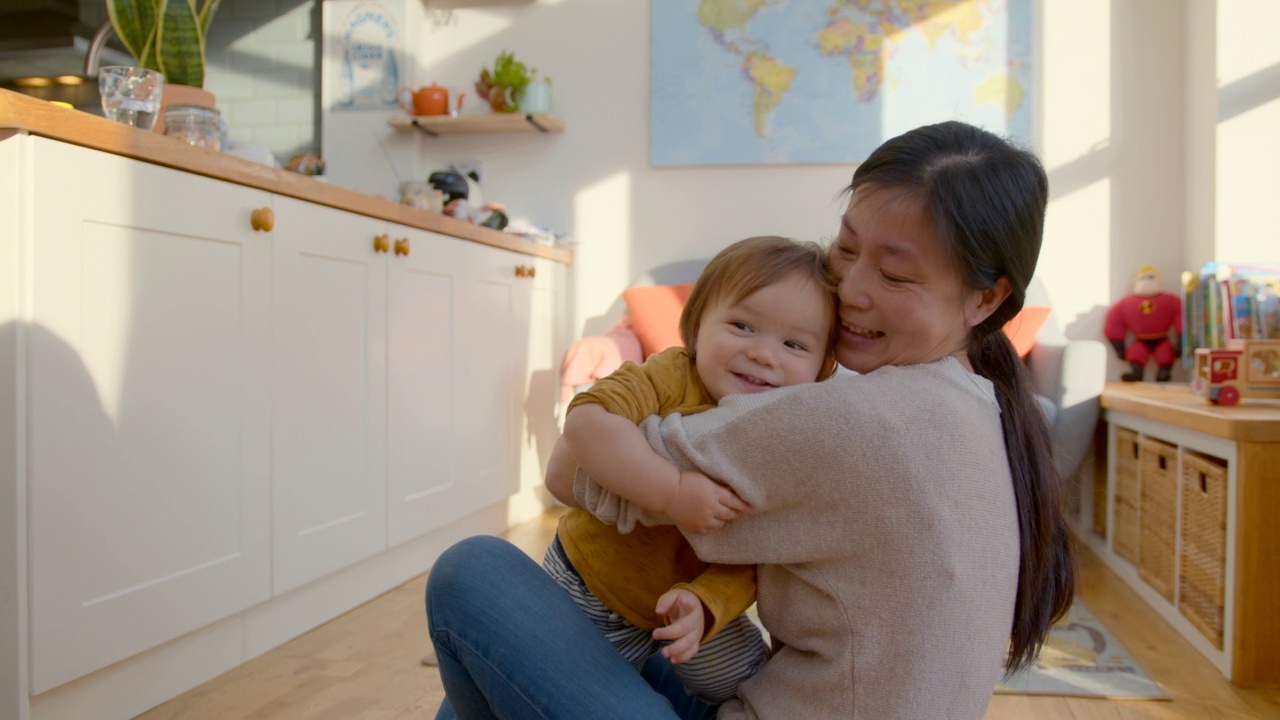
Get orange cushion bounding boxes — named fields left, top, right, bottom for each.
left=1003, top=306, right=1051, bottom=358
left=622, top=284, right=694, bottom=358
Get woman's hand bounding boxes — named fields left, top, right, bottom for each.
left=666, top=470, right=750, bottom=534
left=653, top=588, right=707, bottom=664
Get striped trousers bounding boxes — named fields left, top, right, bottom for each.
left=543, top=536, right=769, bottom=704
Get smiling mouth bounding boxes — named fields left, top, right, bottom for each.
left=734, top=372, right=776, bottom=389
left=842, top=320, right=884, bottom=339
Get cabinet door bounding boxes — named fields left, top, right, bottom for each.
left=515, top=259, right=565, bottom=501
left=450, top=244, right=525, bottom=515
left=271, top=196, right=388, bottom=594
left=26, top=139, right=271, bottom=693
left=384, top=226, right=464, bottom=545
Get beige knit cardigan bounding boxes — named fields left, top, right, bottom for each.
left=577, top=357, right=1021, bottom=719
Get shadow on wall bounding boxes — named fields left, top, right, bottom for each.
left=523, top=367, right=560, bottom=507
left=1218, top=60, right=1280, bottom=123
left=1064, top=304, right=1192, bottom=385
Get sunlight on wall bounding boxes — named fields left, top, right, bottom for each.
left=1037, top=0, right=1111, bottom=335
left=1216, top=1, right=1280, bottom=84
left=572, top=170, right=632, bottom=335
left=1039, top=0, right=1110, bottom=169
left=1214, top=0, right=1280, bottom=264
left=1041, top=179, right=1112, bottom=333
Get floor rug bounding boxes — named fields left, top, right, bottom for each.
left=996, top=601, right=1168, bottom=699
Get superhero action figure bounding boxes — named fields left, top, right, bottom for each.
left=1104, top=266, right=1183, bottom=382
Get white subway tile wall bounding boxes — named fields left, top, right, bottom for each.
left=205, top=0, right=319, bottom=163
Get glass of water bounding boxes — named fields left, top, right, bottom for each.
left=99, top=66, right=165, bottom=130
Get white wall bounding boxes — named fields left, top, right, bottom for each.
left=319, top=0, right=1270, bottom=362
left=1215, top=1, right=1280, bottom=266
left=324, top=0, right=857, bottom=337
left=206, top=0, right=320, bottom=161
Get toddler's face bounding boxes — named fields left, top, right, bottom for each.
left=694, top=270, right=833, bottom=402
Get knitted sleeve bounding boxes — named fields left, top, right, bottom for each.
left=576, top=361, right=1008, bottom=566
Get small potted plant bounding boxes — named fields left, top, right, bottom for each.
left=106, top=0, right=222, bottom=123
left=474, top=50, right=531, bottom=113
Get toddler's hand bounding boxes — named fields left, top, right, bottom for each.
left=666, top=470, right=750, bottom=534
left=653, top=588, right=705, bottom=664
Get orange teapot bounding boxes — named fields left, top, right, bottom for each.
left=397, top=83, right=448, bottom=116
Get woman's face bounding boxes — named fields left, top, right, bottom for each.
left=828, top=188, right=998, bottom=374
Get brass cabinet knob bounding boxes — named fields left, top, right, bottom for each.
left=373, top=234, right=390, bottom=253
left=527, top=265, right=536, bottom=279
left=394, top=238, right=410, bottom=256
left=515, top=264, right=536, bottom=278
left=250, top=207, right=274, bottom=232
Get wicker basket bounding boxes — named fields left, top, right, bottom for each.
left=1137, top=438, right=1178, bottom=601
left=1112, top=427, right=1141, bottom=563
left=1180, top=450, right=1228, bottom=649
left=1093, top=421, right=1108, bottom=537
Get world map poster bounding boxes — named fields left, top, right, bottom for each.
left=650, top=0, right=1034, bottom=166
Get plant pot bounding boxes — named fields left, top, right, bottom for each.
left=155, top=84, right=217, bottom=134
left=488, top=85, right=519, bottom=113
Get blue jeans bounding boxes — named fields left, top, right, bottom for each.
left=426, top=535, right=719, bottom=720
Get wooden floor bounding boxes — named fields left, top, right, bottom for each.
left=138, top=509, right=1280, bottom=720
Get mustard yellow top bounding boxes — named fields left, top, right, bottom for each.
left=559, top=347, right=757, bottom=638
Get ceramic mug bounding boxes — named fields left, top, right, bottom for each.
left=447, top=87, right=466, bottom=116
left=397, top=83, right=448, bottom=116
left=521, top=79, right=550, bottom=114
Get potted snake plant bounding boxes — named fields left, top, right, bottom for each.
left=106, top=0, right=222, bottom=129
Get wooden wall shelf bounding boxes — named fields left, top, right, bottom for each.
left=386, top=112, right=564, bottom=136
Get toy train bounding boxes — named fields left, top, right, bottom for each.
left=1191, top=339, right=1280, bottom=405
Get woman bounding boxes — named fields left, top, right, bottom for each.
left=425, top=121, right=1076, bottom=719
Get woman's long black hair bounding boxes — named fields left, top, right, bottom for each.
left=849, top=120, right=1076, bottom=673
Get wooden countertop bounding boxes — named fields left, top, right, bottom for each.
left=1102, top=381, right=1280, bottom=443
left=0, top=89, right=572, bottom=264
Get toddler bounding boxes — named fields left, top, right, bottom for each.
left=544, top=235, right=838, bottom=703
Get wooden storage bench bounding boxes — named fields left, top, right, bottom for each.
left=1073, top=382, right=1280, bottom=688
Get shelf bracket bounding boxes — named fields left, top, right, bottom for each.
left=410, top=119, right=439, bottom=137
left=524, top=114, right=549, bottom=133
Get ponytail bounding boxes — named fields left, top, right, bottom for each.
left=969, top=328, right=1076, bottom=673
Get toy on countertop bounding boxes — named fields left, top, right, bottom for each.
left=1104, top=266, right=1183, bottom=382
left=1191, top=339, right=1280, bottom=404
left=427, top=168, right=508, bottom=230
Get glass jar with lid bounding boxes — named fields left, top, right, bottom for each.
left=163, top=104, right=224, bottom=151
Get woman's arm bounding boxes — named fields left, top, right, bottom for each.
left=578, top=380, right=869, bottom=564
left=564, top=404, right=748, bottom=533
left=580, top=364, right=1010, bottom=568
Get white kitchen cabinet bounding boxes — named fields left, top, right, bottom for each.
left=449, top=241, right=523, bottom=514
left=269, top=210, right=563, bottom=581
left=1, top=127, right=564, bottom=720
left=270, top=196, right=390, bottom=594
left=24, top=138, right=272, bottom=693
left=385, top=226, right=561, bottom=542
left=515, top=258, right=565, bottom=510
left=383, top=224, right=464, bottom=545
